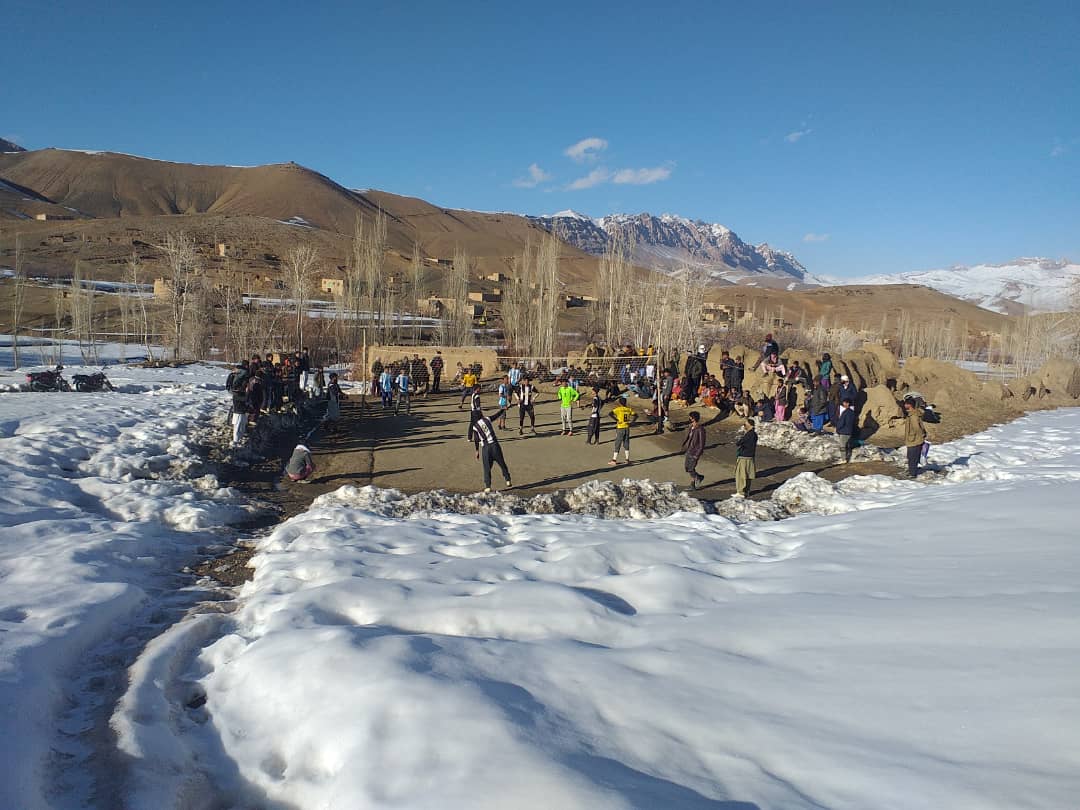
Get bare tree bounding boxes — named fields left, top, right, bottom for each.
left=158, top=232, right=201, bottom=361
left=444, top=247, right=474, bottom=346
left=596, top=230, right=632, bottom=351
left=284, top=244, right=319, bottom=349
left=410, top=239, right=425, bottom=345
left=127, top=251, right=154, bottom=359
left=10, top=234, right=26, bottom=368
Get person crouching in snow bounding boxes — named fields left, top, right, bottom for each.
left=285, top=442, right=315, bottom=484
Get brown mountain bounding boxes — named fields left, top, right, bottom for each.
left=0, top=149, right=597, bottom=280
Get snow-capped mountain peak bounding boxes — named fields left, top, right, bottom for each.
left=842, top=257, right=1080, bottom=314
left=532, top=209, right=810, bottom=284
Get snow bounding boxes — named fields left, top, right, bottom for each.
left=109, top=409, right=1080, bottom=809
left=836, top=257, right=1080, bottom=314
left=549, top=209, right=595, bottom=222
left=0, top=360, right=259, bottom=809
left=1, top=339, right=1077, bottom=808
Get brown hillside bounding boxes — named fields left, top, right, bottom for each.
left=709, top=282, right=1009, bottom=334
left=0, top=149, right=384, bottom=234
left=0, top=150, right=603, bottom=283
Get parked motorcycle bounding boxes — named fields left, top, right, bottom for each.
left=26, top=365, right=72, bottom=392
left=72, top=371, right=115, bottom=392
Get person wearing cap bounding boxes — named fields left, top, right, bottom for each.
left=837, top=374, right=858, bottom=410
left=607, top=393, right=637, bottom=465
left=897, top=397, right=927, bottom=477
left=682, top=344, right=708, bottom=405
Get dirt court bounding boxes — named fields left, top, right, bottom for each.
left=226, top=388, right=902, bottom=523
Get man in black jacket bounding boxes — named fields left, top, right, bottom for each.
left=734, top=419, right=757, bottom=498
left=682, top=410, right=706, bottom=489
left=683, top=344, right=708, bottom=405
left=430, top=352, right=444, bottom=394
left=835, top=398, right=857, bottom=463
left=809, top=378, right=830, bottom=432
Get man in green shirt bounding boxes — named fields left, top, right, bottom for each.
left=557, top=378, right=580, bottom=435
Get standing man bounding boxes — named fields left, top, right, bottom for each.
left=682, top=410, right=706, bottom=489
left=473, top=410, right=512, bottom=492
left=733, top=418, right=757, bottom=498
left=459, top=366, right=478, bottom=409
left=297, top=348, right=312, bottom=393
left=394, top=365, right=411, bottom=416
left=430, top=351, right=444, bottom=394
left=658, top=368, right=674, bottom=434
left=557, top=377, right=580, bottom=435
left=516, top=377, right=537, bottom=435
left=607, top=393, right=637, bottom=465
left=720, top=351, right=736, bottom=390
left=809, top=378, right=829, bottom=432
left=682, top=344, right=708, bottom=405
left=379, top=366, right=394, bottom=409
left=835, top=397, right=857, bottom=463
left=899, top=396, right=927, bottom=478
left=586, top=386, right=603, bottom=445
left=226, top=362, right=250, bottom=448
left=508, top=361, right=523, bottom=393
left=837, top=374, right=858, bottom=410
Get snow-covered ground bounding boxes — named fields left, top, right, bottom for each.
left=107, top=409, right=1080, bottom=809
left=0, top=361, right=259, bottom=809
left=1, top=346, right=1077, bottom=808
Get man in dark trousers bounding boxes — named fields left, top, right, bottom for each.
left=473, top=410, right=512, bottom=492
left=682, top=410, right=706, bottom=489
left=835, top=397, right=857, bottom=463
left=896, top=396, right=927, bottom=478
left=517, top=377, right=538, bottom=435
left=430, top=351, right=444, bottom=394
left=683, top=344, right=708, bottom=405
left=734, top=418, right=757, bottom=498
left=585, top=386, right=603, bottom=444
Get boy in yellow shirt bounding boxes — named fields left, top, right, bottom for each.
left=607, top=393, right=637, bottom=465
left=459, top=368, right=479, bottom=409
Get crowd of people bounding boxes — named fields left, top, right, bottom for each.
left=224, top=347, right=344, bottom=450
left=227, top=334, right=934, bottom=494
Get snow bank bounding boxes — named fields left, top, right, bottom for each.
left=755, top=419, right=893, bottom=463
left=315, top=477, right=709, bottom=519
left=0, top=363, right=254, bottom=810
left=132, top=409, right=1080, bottom=809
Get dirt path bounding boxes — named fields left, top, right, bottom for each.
left=236, top=390, right=902, bottom=511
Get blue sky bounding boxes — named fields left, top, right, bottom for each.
left=2, top=0, right=1078, bottom=276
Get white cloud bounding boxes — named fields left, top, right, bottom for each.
left=1050, top=144, right=1066, bottom=158
left=612, top=165, right=673, bottom=185
left=785, top=128, right=812, bottom=143
left=566, top=167, right=611, bottom=190
left=513, top=163, right=553, bottom=188
left=564, top=137, right=608, bottom=163
left=803, top=232, right=830, bottom=243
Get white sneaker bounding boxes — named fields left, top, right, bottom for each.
left=731, top=492, right=745, bottom=499
left=483, top=487, right=491, bottom=493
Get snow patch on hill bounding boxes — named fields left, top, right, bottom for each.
left=842, top=257, right=1080, bottom=314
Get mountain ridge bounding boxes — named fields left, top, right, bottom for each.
left=531, top=209, right=812, bottom=286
